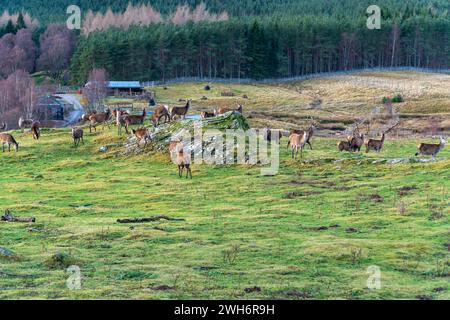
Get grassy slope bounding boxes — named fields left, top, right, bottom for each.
left=148, top=71, right=450, bottom=132
left=0, top=126, right=448, bottom=299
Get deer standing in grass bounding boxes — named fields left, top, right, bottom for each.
left=0, top=133, right=19, bottom=152
left=415, top=137, right=447, bottom=157
left=288, top=131, right=308, bottom=159
left=18, top=117, right=33, bottom=132
left=124, top=108, right=146, bottom=134
left=89, top=109, right=111, bottom=133
left=72, top=128, right=84, bottom=147
left=365, top=122, right=399, bottom=153
left=175, top=145, right=192, bottom=179
left=132, top=128, right=150, bottom=148
left=80, top=111, right=97, bottom=123
left=151, top=105, right=170, bottom=126
left=30, top=121, right=40, bottom=140
left=365, top=133, right=385, bottom=153
left=171, top=99, right=191, bottom=120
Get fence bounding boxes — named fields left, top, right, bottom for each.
left=141, top=67, right=450, bottom=87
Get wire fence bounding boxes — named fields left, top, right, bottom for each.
left=141, top=67, right=450, bottom=87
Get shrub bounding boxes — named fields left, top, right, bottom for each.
left=392, top=94, right=404, bottom=103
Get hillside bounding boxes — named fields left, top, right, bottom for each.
left=147, top=71, right=450, bottom=134
left=0, top=72, right=449, bottom=299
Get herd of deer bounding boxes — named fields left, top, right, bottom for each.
left=0, top=100, right=447, bottom=181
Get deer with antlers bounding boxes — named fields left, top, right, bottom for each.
left=287, top=118, right=317, bottom=150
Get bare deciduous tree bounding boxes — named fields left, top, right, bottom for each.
left=82, top=68, right=109, bottom=110
left=37, top=24, right=76, bottom=79
left=0, top=70, right=37, bottom=128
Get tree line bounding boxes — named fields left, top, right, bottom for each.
left=70, top=15, right=450, bottom=83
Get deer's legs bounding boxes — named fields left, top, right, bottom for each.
left=2, top=142, right=4, bottom=152
left=307, top=142, right=312, bottom=150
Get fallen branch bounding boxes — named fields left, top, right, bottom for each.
left=117, top=216, right=185, bottom=224
left=1, top=210, right=35, bottom=223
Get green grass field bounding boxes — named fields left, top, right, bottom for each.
left=0, top=124, right=448, bottom=299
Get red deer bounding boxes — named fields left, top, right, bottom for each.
left=72, top=128, right=84, bottom=147
left=287, top=124, right=315, bottom=149
left=338, top=140, right=352, bottom=152
left=152, top=105, right=171, bottom=126
left=415, top=137, right=447, bottom=157
left=112, top=109, right=130, bottom=121
left=288, top=131, right=308, bottom=159
left=30, top=121, right=40, bottom=140
left=124, top=108, right=147, bottom=134
left=171, top=99, right=191, bottom=120
left=349, top=133, right=364, bottom=152
left=132, top=128, right=150, bottom=148
left=366, top=133, right=386, bottom=153
left=215, top=104, right=243, bottom=115
left=18, top=117, right=33, bottom=132
left=175, top=145, right=192, bottom=179
left=201, top=111, right=215, bottom=119
left=0, top=122, right=7, bottom=131
left=89, top=109, right=111, bottom=133
left=0, top=133, right=19, bottom=152
left=80, top=111, right=97, bottom=123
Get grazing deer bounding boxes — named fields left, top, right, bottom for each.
left=338, top=140, right=352, bottom=152
left=201, top=111, right=215, bottom=119
left=124, top=108, right=147, bottom=134
left=72, top=127, right=84, bottom=147
left=215, top=104, right=243, bottom=115
left=151, top=105, right=171, bottom=127
left=366, top=133, right=386, bottom=153
left=288, top=131, right=308, bottom=159
left=175, top=145, right=192, bottom=179
left=89, top=108, right=111, bottom=133
left=415, top=136, right=447, bottom=157
left=0, top=133, right=19, bottom=152
left=18, top=117, right=33, bottom=132
left=0, top=122, right=7, bottom=131
left=132, top=128, right=150, bottom=148
left=30, top=121, right=41, bottom=140
left=171, top=99, right=191, bottom=120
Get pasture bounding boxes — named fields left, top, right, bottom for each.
left=0, top=71, right=449, bottom=300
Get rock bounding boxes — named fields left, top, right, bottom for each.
left=0, top=247, right=17, bottom=259
left=99, top=146, right=108, bottom=152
